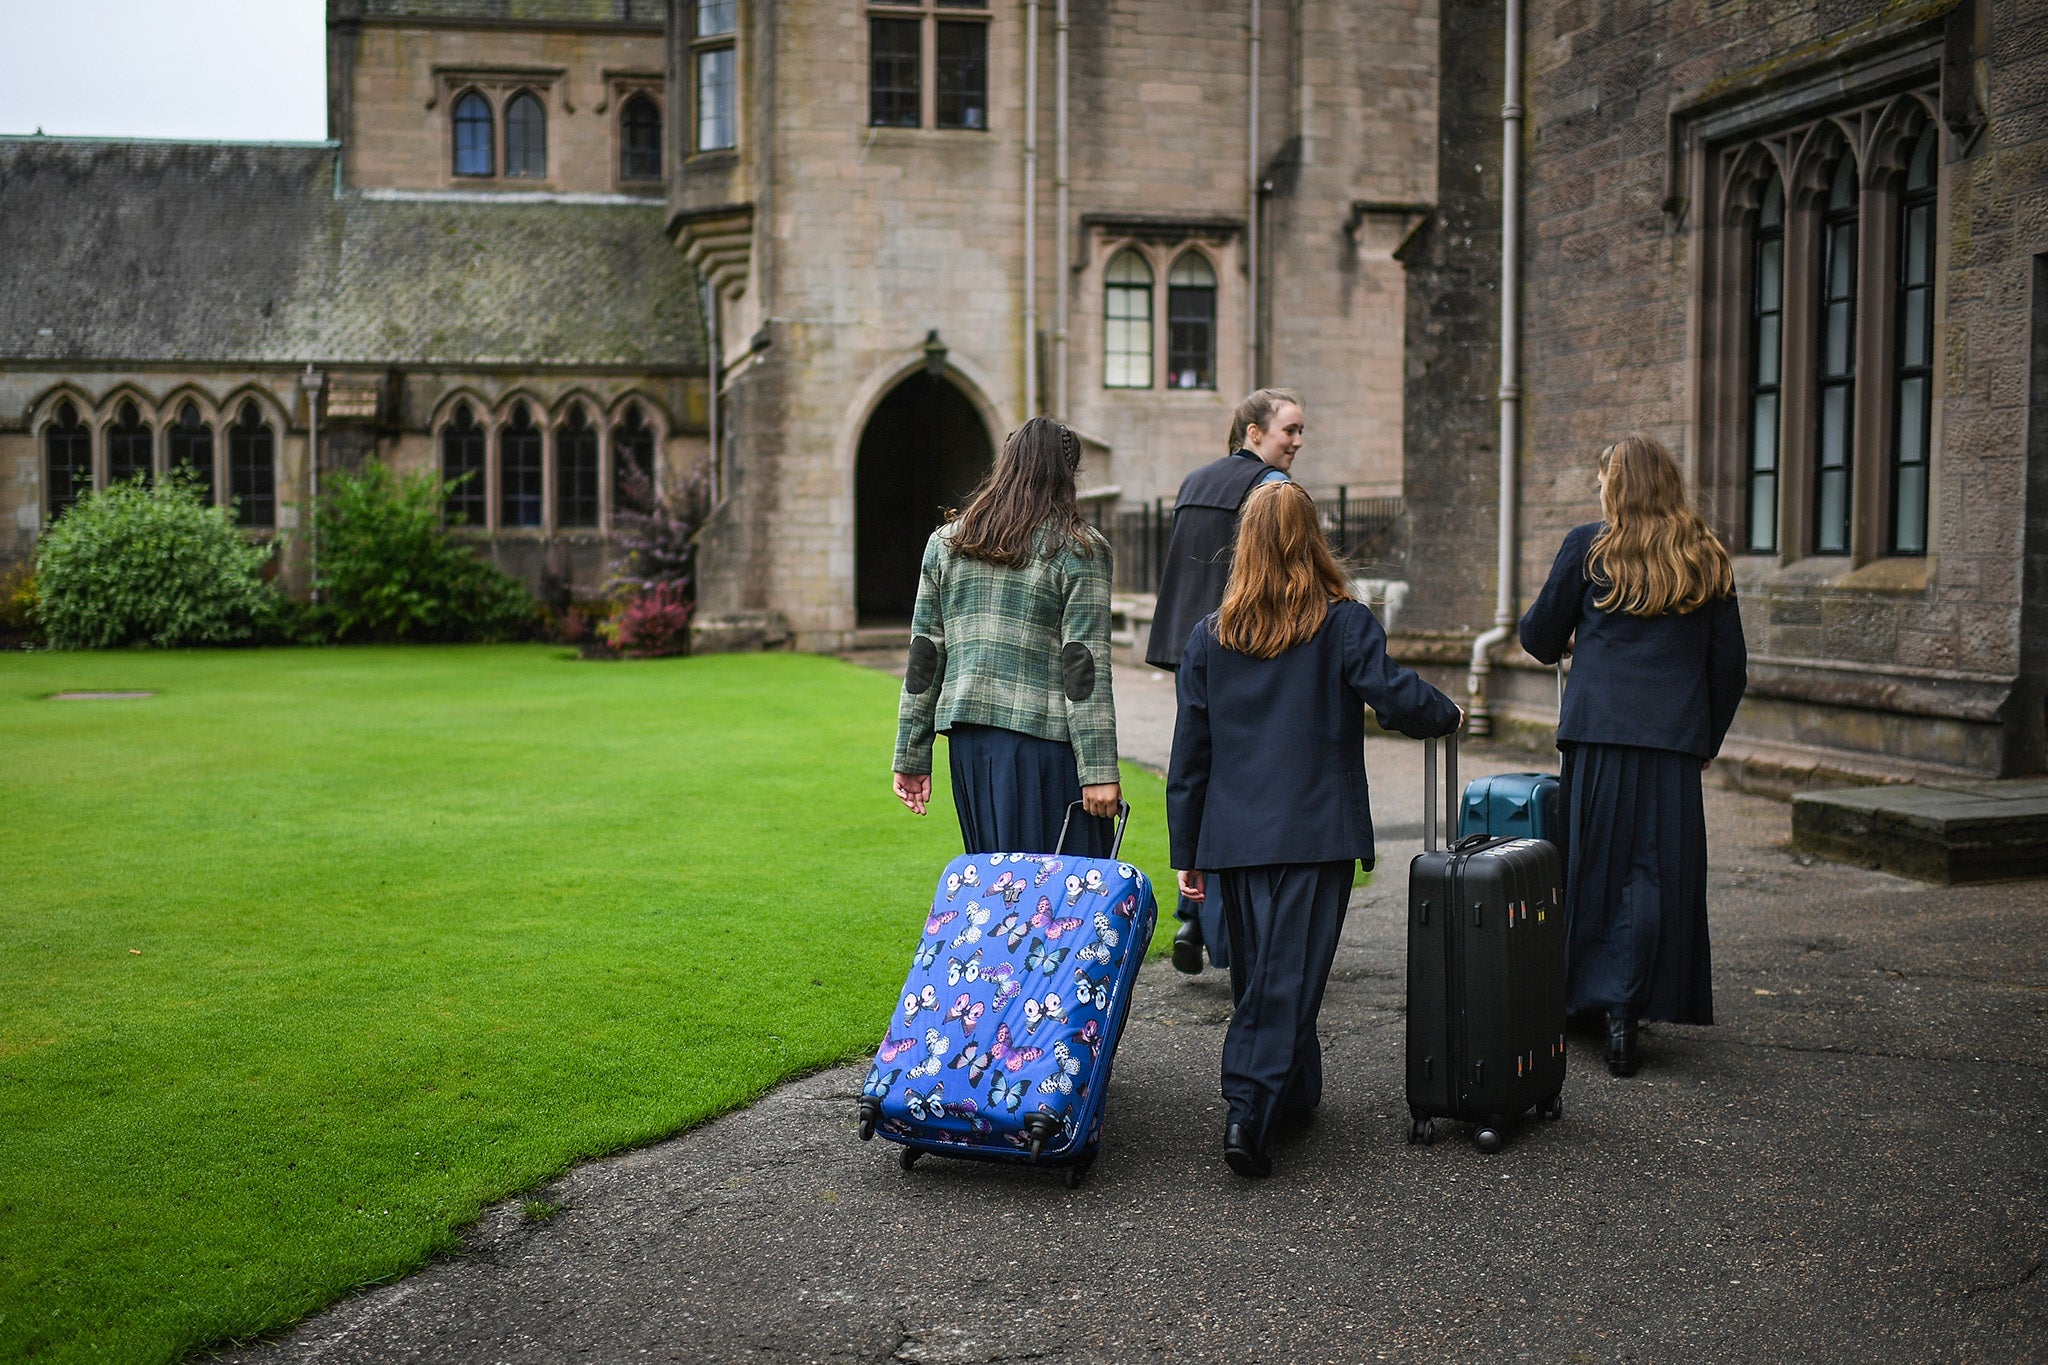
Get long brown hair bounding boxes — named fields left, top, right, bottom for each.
left=1587, top=434, right=1734, bottom=616
left=1225, top=387, right=1304, bottom=454
left=1214, top=481, right=1353, bottom=658
left=949, top=416, right=1093, bottom=566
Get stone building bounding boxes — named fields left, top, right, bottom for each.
left=1402, top=0, right=2048, bottom=785
left=674, top=0, right=1437, bottom=642
left=1, top=0, right=706, bottom=594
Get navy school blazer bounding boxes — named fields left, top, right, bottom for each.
left=1518, top=522, right=1749, bottom=762
left=1167, top=599, right=1462, bottom=872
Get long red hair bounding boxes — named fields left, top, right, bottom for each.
left=1214, top=482, right=1353, bottom=659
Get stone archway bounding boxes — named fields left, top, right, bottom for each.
left=855, top=373, right=994, bottom=624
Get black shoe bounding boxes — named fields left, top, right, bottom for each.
left=1172, top=918, right=1205, bottom=975
left=1223, top=1122, right=1272, bottom=1179
left=1607, top=1015, right=1640, bottom=1077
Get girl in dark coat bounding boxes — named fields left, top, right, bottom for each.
left=1518, top=435, right=1748, bottom=1076
left=1168, top=482, right=1460, bottom=1177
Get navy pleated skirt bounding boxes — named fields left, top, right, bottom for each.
left=946, top=723, right=1112, bottom=858
left=1559, top=742, right=1714, bottom=1025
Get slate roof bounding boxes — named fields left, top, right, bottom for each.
left=0, top=138, right=703, bottom=371
left=346, top=0, right=666, bottom=25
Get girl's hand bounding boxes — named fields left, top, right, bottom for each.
left=893, top=772, right=931, bottom=815
left=1081, top=782, right=1121, bottom=818
left=1176, top=869, right=1207, bottom=901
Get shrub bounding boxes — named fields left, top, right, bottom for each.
left=311, top=464, right=536, bottom=643
left=609, top=582, right=693, bottom=658
left=34, top=475, right=276, bottom=649
left=610, top=461, right=709, bottom=601
left=0, top=562, right=42, bottom=647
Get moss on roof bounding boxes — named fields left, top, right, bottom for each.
left=0, top=138, right=703, bottom=371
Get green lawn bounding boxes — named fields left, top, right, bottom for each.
left=0, top=646, right=1170, bottom=1363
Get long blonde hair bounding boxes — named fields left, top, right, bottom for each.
left=1587, top=435, right=1733, bottom=616
left=1214, top=481, right=1353, bottom=658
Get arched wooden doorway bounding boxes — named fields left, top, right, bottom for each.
left=855, top=373, right=994, bottom=623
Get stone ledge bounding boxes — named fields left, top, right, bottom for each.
left=1790, top=778, right=2048, bottom=884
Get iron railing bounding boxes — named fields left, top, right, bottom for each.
left=1091, top=487, right=1405, bottom=593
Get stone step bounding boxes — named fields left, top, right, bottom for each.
left=1791, top=777, right=2048, bottom=884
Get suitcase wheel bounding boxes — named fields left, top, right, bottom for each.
left=1473, top=1126, right=1503, bottom=1154
left=1539, top=1093, right=1563, bottom=1122
left=1064, top=1154, right=1095, bottom=1190
left=898, top=1147, right=923, bottom=1171
left=858, top=1116, right=875, bottom=1142
left=1406, top=1117, right=1434, bottom=1146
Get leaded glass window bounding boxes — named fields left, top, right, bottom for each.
left=44, top=400, right=91, bottom=519
left=228, top=400, right=275, bottom=528
left=613, top=403, right=656, bottom=509
left=1814, top=157, right=1858, bottom=555
left=107, top=400, right=153, bottom=486
left=442, top=402, right=487, bottom=527
left=1167, top=252, right=1217, bottom=391
left=557, top=404, right=600, bottom=529
left=622, top=94, right=663, bottom=180
left=453, top=90, right=494, bottom=177
left=505, top=92, right=547, bottom=179
left=697, top=48, right=735, bottom=151
left=1891, top=126, right=1936, bottom=556
left=696, top=0, right=735, bottom=36
left=168, top=401, right=214, bottom=501
left=1746, top=176, right=1784, bottom=553
left=870, top=19, right=921, bottom=128
left=501, top=402, right=543, bottom=528
left=935, top=21, right=986, bottom=130
left=1104, top=250, right=1153, bottom=389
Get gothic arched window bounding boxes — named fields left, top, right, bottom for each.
left=1891, top=125, right=1937, bottom=556
left=612, top=402, right=656, bottom=509
left=1166, top=252, right=1217, bottom=391
left=44, top=400, right=91, bottom=519
left=1103, top=250, right=1153, bottom=389
left=168, top=400, right=215, bottom=501
left=505, top=91, right=547, bottom=179
left=453, top=90, right=494, bottom=177
left=557, top=403, right=600, bottom=529
left=1814, top=156, right=1859, bottom=556
left=621, top=93, right=662, bottom=181
left=107, top=400, right=153, bottom=486
left=1746, top=175, right=1785, bottom=553
left=442, top=402, right=487, bottom=527
left=501, top=401, right=543, bottom=527
left=228, top=399, right=275, bottom=528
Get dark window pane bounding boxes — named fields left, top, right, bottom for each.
left=1166, top=255, right=1216, bottom=391
left=697, top=48, right=735, bottom=151
left=622, top=94, right=663, bottom=179
left=936, top=0, right=987, bottom=6
left=229, top=401, right=275, bottom=528
left=501, top=405, right=543, bottom=528
left=506, top=92, right=547, bottom=179
left=442, top=403, right=487, bottom=527
left=1892, top=132, right=1937, bottom=556
left=168, top=401, right=214, bottom=502
left=108, top=401, right=153, bottom=486
left=1813, top=159, right=1857, bottom=556
left=936, top=22, right=987, bottom=131
left=557, top=408, right=600, bottom=529
left=44, top=402, right=91, bottom=519
left=870, top=18, right=920, bottom=128
left=1746, top=176, right=1785, bottom=554
left=612, top=408, right=656, bottom=509
left=453, top=90, right=494, bottom=177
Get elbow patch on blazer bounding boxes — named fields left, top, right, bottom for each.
left=905, top=635, right=940, bottom=695
left=1061, top=641, right=1096, bottom=701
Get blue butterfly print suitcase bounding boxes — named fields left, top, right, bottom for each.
left=858, top=802, right=1158, bottom=1188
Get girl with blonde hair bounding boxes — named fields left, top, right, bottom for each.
left=1519, top=434, right=1748, bottom=1077
left=1167, top=481, right=1459, bottom=1178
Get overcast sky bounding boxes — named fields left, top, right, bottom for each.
left=0, top=1, right=327, bottom=141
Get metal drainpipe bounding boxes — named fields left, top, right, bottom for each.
left=701, top=276, right=720, bottom=506
left=1023, top=0, right=1039, bottom=416
left=301, top=366, right=324, bottom=604
left=1466, top=0, right=1523, bottom=736
left=1246, top=0, right=1260, bottom=389
left=1053, top=0, right=1069, bottom=419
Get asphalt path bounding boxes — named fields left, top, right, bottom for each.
left=222, top=663, right=2048, bottom=1363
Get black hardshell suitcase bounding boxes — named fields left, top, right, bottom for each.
left=1406, top=734, right=1568, bottom=1152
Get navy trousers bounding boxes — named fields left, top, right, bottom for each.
left=1217, top=860, right=1354, bottom=1146
left=1559, top=742, right=1713, bottom=1024
left=946, top=723, right=1112, bottom=858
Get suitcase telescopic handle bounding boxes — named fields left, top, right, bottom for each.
left=1422, top=730, right=1460, bottom=852
left=1056, top=799, right=1132, bottom=858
